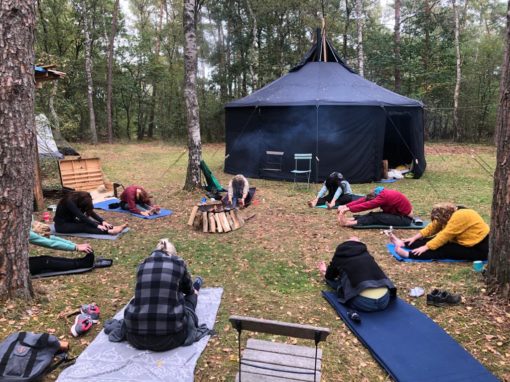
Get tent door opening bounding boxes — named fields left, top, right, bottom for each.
left=383, top=112, right=414, bottom=170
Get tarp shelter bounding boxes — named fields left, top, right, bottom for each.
left=36, top=114, right=64, bottom=159
left=224, top=30, right=426, bottom=183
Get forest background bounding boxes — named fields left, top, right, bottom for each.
left=35, top=0, right=506, bottom=145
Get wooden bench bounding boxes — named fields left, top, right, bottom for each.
left=229, top=315, right=331, bottom=382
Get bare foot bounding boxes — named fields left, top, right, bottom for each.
left=388, top=232, right=405, bottom=248
left=395, top=245, right=410, bottom=258
left=108, top=223, right=128, bottom=235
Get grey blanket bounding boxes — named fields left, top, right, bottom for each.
left=56, top=288, right=223, bottom=382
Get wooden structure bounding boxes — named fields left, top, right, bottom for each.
left=229, top=315, right=330, bottom=382
left=187, top=201, right=244, bottom=233
left=33, top=64, right=66, bottom=210
left=59, top=157, right=105, bottom=191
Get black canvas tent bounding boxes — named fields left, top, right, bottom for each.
left=224, top=31, right=426, bottom=183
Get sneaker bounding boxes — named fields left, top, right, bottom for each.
left=71, top=314, right=93, bottom=337
left=80, top=304, right=100, bottom=323
left=193, top=277, right=204, bottom=291
left=428, top=290, right=461, bottom=307
left=426, top=288, right=442, bottom=305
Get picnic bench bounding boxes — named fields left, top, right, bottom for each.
left=229, top=315, right=331, bottom=382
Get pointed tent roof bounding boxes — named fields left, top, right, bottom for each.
left=226, top=30, right=422, bottom=108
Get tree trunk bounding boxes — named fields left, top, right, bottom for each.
left=343, top=0, right=351, bottom=59
left=0, top=0, right=36, bottom=300
left=423, top=0, right=431, bottom=73
left=355, top=0, right=364, bottom=77
left=49, top=81, right=63, bottom=142
left=452, top=0, right=462, bottom=141
left=488, top=0, right=510, bottom=300
left=183, top=0, right=202, bottom=190
left=394, top=0, right=401, bottom=92
left=246, top=0, right=258, bottom=90
left=106, top=0, right=120, bottom=144
left=148, top=0, right=165, bottom=139
left=81, top=0, right=98, bottom=144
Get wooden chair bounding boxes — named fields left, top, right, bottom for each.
left=229, top=315, right=330, bottom=382
left=291, top=153, right=313, bottom=188
left=260, top=151, right=285, bottom=177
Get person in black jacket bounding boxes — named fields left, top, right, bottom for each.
left=318, top=237, right=396, bottom=312
left=54, top=191, right=127, bottom=235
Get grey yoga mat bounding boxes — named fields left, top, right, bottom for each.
left=49, top=225, right=130, bottom=240
left=56, top=288, right=223, bottom=382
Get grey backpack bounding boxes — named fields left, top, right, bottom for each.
left=0, top=332, right=68, bottom=382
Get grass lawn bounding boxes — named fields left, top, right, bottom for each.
left=1, top=142, right=509, bottom=381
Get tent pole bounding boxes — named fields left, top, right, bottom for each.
left=316, top=105, right=319, bottom=184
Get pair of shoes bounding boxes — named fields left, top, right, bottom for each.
left=71, top=304, right=101, bottom=337
left=426, top=289, right=461, bottom=307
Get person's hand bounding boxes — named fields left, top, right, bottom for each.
left=411, top=245, right=429, bottom=256
left=140, top=211, right=150, bottom=217
left=317, top=261, right=327, bottom=277
left=326, top=201, right=335, bottom=209
left=76, top=243, right=93, bottom=253
left=337, top=205, right=349, bottom=214
left=97, top=224, right=108, bottom=232
left=403, top=235, right=419, bottom=246
left=102, top=222, right=113, bottom=229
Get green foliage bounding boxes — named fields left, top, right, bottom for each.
left=34, top=0, right=506, bottom=144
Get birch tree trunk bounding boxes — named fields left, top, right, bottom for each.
left=106, top=0, right=120, bottom=144
left=0, top=0, right=36, bottom=300
left=148, top=0, right=165, bottom=139
left=394, top=0, right=401, bottom=92
left=488, top=0, right=510, bottom=300
left=246, top=0, right=258, bottom=90
left=355, top=0, right=364, bottom=77
left=81, top=0, right=98, bottom=144
left=183, top=0, right=202, bottom=190
left=49, top=81, right=63, bottom=142
left=452, top=0, right=462, bottom=141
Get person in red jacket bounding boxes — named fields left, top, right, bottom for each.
left=120, top=185, right=160, bottom=216
left=337, top=187, right=413, bottom=227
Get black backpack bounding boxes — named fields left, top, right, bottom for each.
left=0, top=332, right=69, bottom=382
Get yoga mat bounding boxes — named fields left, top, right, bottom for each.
left=375, top=178, right=398, bottom=183
left=50, top=225, right=130, bottom=241
left=315, top=194, right=364, bottom=208
left=352, top=220, right=428, bottom=230
left=30, top=258, right=113, bottom=279
left=322, top=291, right=498, bottom=382
left=57, top=288, right=223, bottom=382
left=386, top=243, right=488, bottom=264
left=93, top=198, right=173, bottom=219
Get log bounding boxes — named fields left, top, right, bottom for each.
left=209, top=212, right=216, bottom=233
left=193, top=213, right=202, bottom=229
left=234, top=209, right=245, bottom=227
left=226, top=211, right=235, bottom=230
left=202, top=212, right=208, bottom=232
left=230, top=210, right=241, bottom=230
left=214, top=213, right=223, bottom=233
left=218, top=212, right=231, bottom=232
left=187, top=206, right=199, bottom=226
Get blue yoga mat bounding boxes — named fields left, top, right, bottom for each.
left=386, top=243, right=488, bottom=263
left=322, top=291, right=498, bottom=382
left=375, top=178, right=398, bottom=183
left=93, top=198, right=172, bottom=219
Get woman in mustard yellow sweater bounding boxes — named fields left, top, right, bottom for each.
left=390, top=202, right=489, bottom=261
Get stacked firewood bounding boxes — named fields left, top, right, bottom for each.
left=187, top=200, right=245, bottom=233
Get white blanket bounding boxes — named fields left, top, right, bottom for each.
left=57, top=288, right=223, bottom=382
